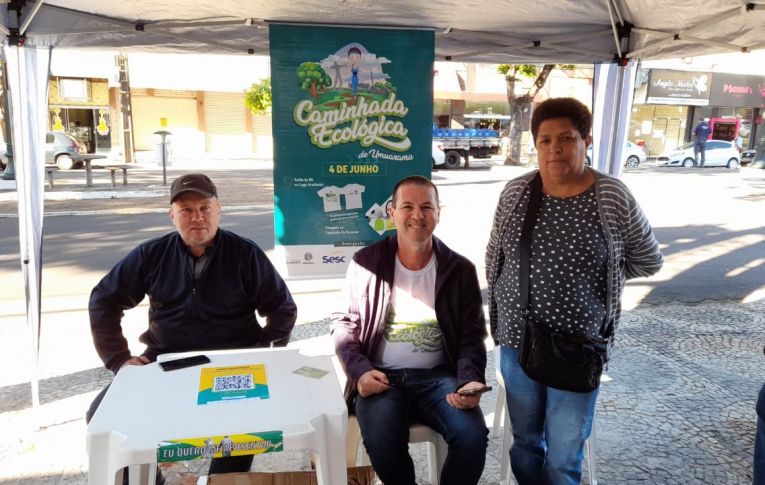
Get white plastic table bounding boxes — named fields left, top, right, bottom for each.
left=86, top=347, right=348, bottom=485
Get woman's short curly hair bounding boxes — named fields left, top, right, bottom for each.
left=531, top=97, right=592, bottom=142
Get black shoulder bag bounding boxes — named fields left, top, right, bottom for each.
left=516, top=174, right=610, bottom=393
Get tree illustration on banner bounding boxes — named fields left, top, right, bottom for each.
left=297, top=62, right=331, bottom=98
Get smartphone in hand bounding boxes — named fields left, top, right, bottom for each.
left=456, top=386, right=492, bottom=396
left=159, top=354, right=210, bottom=371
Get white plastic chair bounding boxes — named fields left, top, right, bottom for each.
left=114, top=464, right=156, bottom=485
left=494, top=347, right=601, bottom=485
left=346, top=415, right=447, bottom=485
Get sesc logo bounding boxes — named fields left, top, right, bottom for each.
left=322, top=255, right=346, bottom=264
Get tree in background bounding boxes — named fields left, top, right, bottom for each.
left=296, top=62, right=331, bottom=98
left=245, top=78, right=272, bottom=115
left=497, top=64, right=574, bottom=165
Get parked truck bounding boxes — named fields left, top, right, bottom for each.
left=432, top=127, right=500, bottom=168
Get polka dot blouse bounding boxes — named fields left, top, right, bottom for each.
left=495, top=185, right=608, bottom=348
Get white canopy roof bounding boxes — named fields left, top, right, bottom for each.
left=4, top=1, right=765, bottom=63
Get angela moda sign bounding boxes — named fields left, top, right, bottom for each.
left=646, top=69, right=713, bottom=105
left=270, top=24, right=433, bottom=277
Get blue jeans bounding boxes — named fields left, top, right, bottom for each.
left=694, top=142, right=706, bottom=166
left=500, top=346, right=598, bottom=485
left=755, top=383, right=765, bottom=485
left=355, top=366, right=488, bottom=485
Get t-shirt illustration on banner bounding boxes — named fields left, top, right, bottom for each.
left=317, top=183, right=366, bottom=213
left=343, top=183, right=366, bottom=210
left=317, top=186, right=342, bottom=212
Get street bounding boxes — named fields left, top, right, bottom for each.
left=5, top=162, right=762, bottom=307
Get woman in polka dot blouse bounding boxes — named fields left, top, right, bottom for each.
left=485, top=97, right=663, bottom=485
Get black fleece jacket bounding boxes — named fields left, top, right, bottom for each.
left=89, top=229, right=297, bottom=373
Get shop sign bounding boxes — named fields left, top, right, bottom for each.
left=269, top=24, right=434, bottom=277
left=646, top=69, right=712, bottom=105
left=709, top=73, right=765, bottom=108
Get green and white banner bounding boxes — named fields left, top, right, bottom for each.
left=269, top=24, right=434, bottom=277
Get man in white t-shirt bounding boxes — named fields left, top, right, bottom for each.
left=332, top=176, right=489, bottom=485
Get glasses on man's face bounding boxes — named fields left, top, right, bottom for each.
left=386, top=373, right=405, bottom=387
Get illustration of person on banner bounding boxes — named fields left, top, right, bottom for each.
left=348, top=46, right=362, bottom=100
left=332, top=175, right=489, bottom=485
left=203, top=438, right=217, bottom=459
left=220, top=436, right=234, bottom=458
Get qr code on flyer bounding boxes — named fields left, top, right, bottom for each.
left=213, top=374, right=254, bottom=392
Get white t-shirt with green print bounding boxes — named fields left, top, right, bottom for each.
left=372, top=253, right=446, bottom=370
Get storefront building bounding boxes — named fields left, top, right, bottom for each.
left=631, top=68, right=764, bottom=156
left=48, top=76, right=118, bottom=155
left=433, top=62, right=593, bottom=136
left=433, top=62, right=511, bottom=132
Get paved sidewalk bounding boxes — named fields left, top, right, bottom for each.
left=0, top=159, right=762, bottom=484
left=0, top=157, right=276, bottom=217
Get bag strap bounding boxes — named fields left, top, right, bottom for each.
left=518, top=173, right=611, bottom=342
left=518, top=174, right=543, bottom=316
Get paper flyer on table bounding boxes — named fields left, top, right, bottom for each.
left=197, top=364, right=269, bottom=405
left=157, top=431, right=284, bottom=463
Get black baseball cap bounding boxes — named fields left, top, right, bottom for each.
left=170, top=173, right=218, bottom=203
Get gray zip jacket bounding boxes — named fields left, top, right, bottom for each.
left=485, top=169, right=663, bottom=345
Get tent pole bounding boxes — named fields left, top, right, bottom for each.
left=606, top=64, right=625, bottom=177
left=0, top=57, right=15, bottom=181
left=5, top=43, right=51, bottom=419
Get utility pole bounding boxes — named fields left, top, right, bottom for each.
left=116, top=53, right=135, bottom=163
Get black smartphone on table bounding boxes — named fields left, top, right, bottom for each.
left=159, top=354, right=210, bottom=371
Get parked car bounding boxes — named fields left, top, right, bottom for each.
left=432, top=140, right=446, bottom=168
left=657, top=140, right=740, bottom=168
left=45, top=131, right=87, bottom=170
left=585, top=140, right=647, bottom=168
left=741, top=148, right=756, bottom=166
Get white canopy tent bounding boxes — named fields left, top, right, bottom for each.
left=3, top=0, right=765, bottom=407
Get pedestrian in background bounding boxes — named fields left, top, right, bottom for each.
left=486, top=97, right=663, bottom=484
left=693, top=118, right=711, bottom=167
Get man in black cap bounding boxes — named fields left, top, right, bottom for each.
left=87, top=173, right=297, bottom=481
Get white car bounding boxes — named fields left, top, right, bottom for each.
left=432, top=141, right=445, bottom=168
left=657, top=140, right=740, bottom=169
left=585, top=141, right=647, bottom=168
